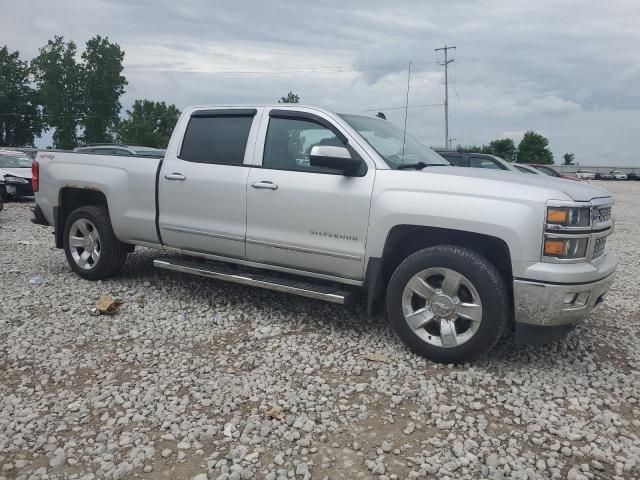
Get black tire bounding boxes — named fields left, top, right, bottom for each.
left=63, top=205, right=128, bottom=280
left=0, top=187, right=9, bottom=202
left=386, top=245, right=509, bottom=364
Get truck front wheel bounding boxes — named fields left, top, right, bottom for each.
left=386, top=245, right=509, bottom=364
left=63, top=206, right=128, bottom=280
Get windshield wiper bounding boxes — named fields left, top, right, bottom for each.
left=396, top=162, right=446, bottom=170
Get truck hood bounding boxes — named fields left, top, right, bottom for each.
left=422, top=166, right=610, bottom=202
left=0, top=167, right=32, bottom=179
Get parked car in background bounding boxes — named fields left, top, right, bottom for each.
left=598, top=172, right=614, bottom=180
left=34, top=105, right=617, bottom=363
left=576, top=170, right=597, bottom=180
left=611, top=170, right=628, bottom=180
left=527, top=164, right=582, bottom=182
left=627, top=172, right=640, bottom=181
left=514, top=164, right=542, bottom=175
left=0, top=149, right=33, bottom=201
left=74, top=144, right=166, bottom=158
left=435, top=150, right=519, bottom=171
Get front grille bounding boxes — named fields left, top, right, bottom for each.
left=593, top=237, right=607, bottom=259
left=595, top=207, right=611, bottom=224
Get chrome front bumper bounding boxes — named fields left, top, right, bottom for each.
left=513, top=273, right=616, bottom=327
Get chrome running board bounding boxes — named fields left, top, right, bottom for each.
left=153, top=258, right=354, bottom=305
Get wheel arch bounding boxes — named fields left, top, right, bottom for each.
left=366, top=224, right=514, bottom=315
left=55, top=187, right=109, bottom=248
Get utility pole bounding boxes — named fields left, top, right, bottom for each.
left=435, top=44, right=456, bottom=148
left=448, top=138, right=456, bottom=149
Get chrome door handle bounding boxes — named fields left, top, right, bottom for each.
left=251, top=181, right=278, bottom=190
left=164, top=173, right=186, bottom=181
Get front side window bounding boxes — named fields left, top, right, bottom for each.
left=469, top=156, right=504, bottom=170
left=180, top=115, right=254, bottom=165
left=263, top=117, right=346, bottom=172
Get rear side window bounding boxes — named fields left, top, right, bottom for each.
left=180, top=116, right=254, bottom=165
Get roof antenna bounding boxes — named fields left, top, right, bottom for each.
left=402, top=60, right=411, bottom=161
left=376, top=112, right=386, bottom=120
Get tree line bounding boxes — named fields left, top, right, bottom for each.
left=0, top=37, right=180, bottom=149
left=454, top=132, right=575, bottom=165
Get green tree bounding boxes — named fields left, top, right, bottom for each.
left=456, top=145, right=489, bottom=153
left=0, top=46, right=43, bottom=146
left=32, top=36, right=83, bottom=149
left=81, top=36, right=127, bottom=143
left=517, top=131, right=554, bottom=164
left=118, top=99, right=181, bottom=148
left=487, top=138, right=516, bottom=162
left=278, top=91, right=300, bottom=103
left=562, top=152, right=575, bottom=165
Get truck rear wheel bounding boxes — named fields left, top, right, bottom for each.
left=386, top=245, right=508, bottom=364
left=63, top=206, right=128, bottom=280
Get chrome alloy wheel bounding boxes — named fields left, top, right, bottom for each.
left=68, top=219, right=101, bottom=270
left=401, top=267, right=483, bottom=348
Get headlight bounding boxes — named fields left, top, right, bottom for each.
left=543, top=235, right=589, bottom=259
left=3, top=175, right=29, bottom=184
left=546, top=206, right=591, bottom=228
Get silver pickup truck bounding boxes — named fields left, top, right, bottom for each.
left=33, top=105, right=617, bottom=363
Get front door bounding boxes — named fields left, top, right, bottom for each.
left=158, top=109, right=259, bottom=258
left=246, top=111, right=375, bottom=280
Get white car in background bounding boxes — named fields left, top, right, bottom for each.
left=0, top=149, right=33, bottom=201
left=611, top=170, right=628, bottom=180
left=576, top=170, right=596, bottom=180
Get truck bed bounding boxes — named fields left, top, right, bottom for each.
left=34, top=150, right=163, bottom=245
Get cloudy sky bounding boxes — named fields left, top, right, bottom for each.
left=2, top=0, right=639, bottom=166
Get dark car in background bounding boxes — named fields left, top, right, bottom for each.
left=526, top=164, right=582, bottom=182
left=435, top=150, right=519, bottom=171
left=0, top=149, right=33, bottom=201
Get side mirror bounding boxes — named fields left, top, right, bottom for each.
left=309, top=145, right=361, bottom=175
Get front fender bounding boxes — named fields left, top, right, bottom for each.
left=367, top=189, right=546, bottom=277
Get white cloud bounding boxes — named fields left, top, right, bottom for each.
left=525, top=96, right=582, bottom=116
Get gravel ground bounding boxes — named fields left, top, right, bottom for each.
left=1, top=181, right=639, bottom=480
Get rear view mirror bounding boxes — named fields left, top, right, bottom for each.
left=309, top=145, right=361, bottom=175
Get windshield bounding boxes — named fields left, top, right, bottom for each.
left=339, top=114, right=449, bottom=169
left=0, top=153, right=32, bottom=168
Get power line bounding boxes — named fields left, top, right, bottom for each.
left=360, top=103, right=443, bottom=112
left=435, top=45, right=456, bottom=148
left=449, top=67, right=476, bottom=146
left=125, top=61, right=443, bottom=76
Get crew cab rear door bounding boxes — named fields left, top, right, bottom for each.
left=245, top=108, right=375, bottom=281
left=158, top=108, right=261, bottom=259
